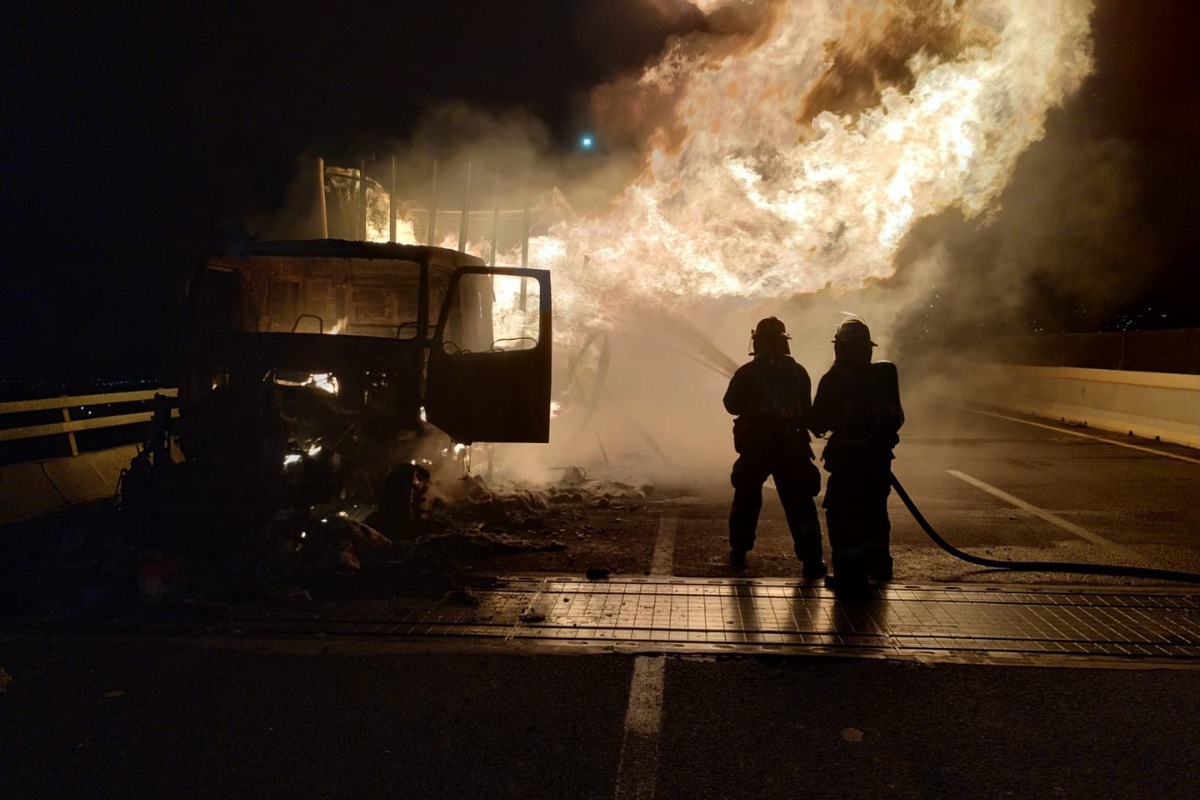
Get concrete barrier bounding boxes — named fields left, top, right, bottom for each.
left=0, top=445, right=137, bottom=527
left=972, top=365, right=1200, bottom=449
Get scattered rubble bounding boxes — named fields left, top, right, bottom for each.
left=415, top=529, right=565, bottom=561
left=137, top=556, right=186, bottom=602
left=253, top=509, right=396, bottom=575
left=0, top=465, right=659, bottom=622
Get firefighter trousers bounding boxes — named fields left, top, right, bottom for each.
left=729, top=448, right=823, bottom=561
left=822, top=469, right=892, bottom=578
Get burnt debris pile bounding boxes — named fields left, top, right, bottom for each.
left=0, top=469, right=653, bottom=623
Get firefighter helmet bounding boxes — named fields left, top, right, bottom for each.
left=752, top=316, right=790, bottom=341
left=833, top=317, right=877, bottom=347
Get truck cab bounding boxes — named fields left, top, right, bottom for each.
left=173, top=238, right=551, bottom=526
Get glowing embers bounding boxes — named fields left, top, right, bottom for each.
left=436, top=442, right=472, bottom=473
left=282, top=439, right=324, bottom=469
left=307, top=373, right=339, bottom=394
left=274, top=372, right=340, bottom=395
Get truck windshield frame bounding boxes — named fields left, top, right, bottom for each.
left=194, top=255, right=452, bottom=341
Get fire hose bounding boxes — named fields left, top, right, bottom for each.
left=889, top=472, right=1200, bottom=585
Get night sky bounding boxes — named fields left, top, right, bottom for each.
left=3, top=1, right=1198, bottom=393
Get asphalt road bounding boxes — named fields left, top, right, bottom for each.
left=4, top=404, right=1200, bottom=799
left=891, top=405, right=1200, bottom=576
left=3, top=638, right=1200, bottom=800
left=666, top=403, right=1200, bottom=584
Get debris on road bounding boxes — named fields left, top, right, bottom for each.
left=1, top=463, right=667, bottom=623
left=416, top=529, right=565, bottom=561
left=253, top=509, right=396, bottom=575
left=137, top=556, right=186, bottom=603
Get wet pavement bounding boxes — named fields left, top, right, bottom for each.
left=28, top=575, right=1200, bottom=669
left=5, top=408, right=1200, bottom=798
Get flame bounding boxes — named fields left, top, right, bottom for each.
left=544, top=0, right=1093, bottom=328
left=352, top=1, right=1093, bottom=350
left=273, top=372, right=339, bottom=394
left=305, top=373, right=339, bottom=394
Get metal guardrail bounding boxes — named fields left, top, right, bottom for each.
left=0, top=388, right=178, bottom=455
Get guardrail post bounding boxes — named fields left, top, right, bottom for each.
left=152, top=393, right=173, bottom=466
left=1, top=388, right=179, bottom=454
left=61, top=407, right=79, bottom=456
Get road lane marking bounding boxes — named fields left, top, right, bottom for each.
left=946, top=469, right=1146, bottom=564
left=614, top=656, right=666, bottom=800
left=650, top=517, right=677, bottom=577
left=961, top=407, right=1200, bottom=465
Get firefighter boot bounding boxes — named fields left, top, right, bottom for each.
left=825, top=554, right=868, bottom=596
left=793, top=535, right=826, bottom=580
left=869, top=553, right=894, bottom=582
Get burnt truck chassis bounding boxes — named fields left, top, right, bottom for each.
left=120, top=239, right=552, bottom=541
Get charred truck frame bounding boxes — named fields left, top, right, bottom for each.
left=124, top=238, right=551, bottom=538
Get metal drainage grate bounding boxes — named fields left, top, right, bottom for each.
left=63, top=577, right=1200, bottom=667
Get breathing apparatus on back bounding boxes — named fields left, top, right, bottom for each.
left=826, top=314, right=903, bottom=438
left=820, top=315, right=1200, bottom=586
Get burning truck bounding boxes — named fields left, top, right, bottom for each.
left=121, top=234, right=552, bottom=540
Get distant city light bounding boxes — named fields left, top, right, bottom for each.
left=580, top=134, right=595, bottom=151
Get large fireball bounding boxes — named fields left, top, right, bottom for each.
left=540, top=0, right=1093, bottom=329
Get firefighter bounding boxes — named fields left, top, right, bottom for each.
left=810, top=317, right=904, bottom=594
left=723, top=316, right=826, bottom=577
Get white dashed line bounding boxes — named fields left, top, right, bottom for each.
left=650, top=517, right=677, bottom=577
left=613, top=656, right=666, bottom=800
left=613, top=517, right=676, bottom=799
left=946, top=469, right=1146, bottom=564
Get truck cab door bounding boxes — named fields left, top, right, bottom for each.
left=425, top=267, right=552, bottom=443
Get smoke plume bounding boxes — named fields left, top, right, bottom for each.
left=263, top=1, right=1132, bottom=485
